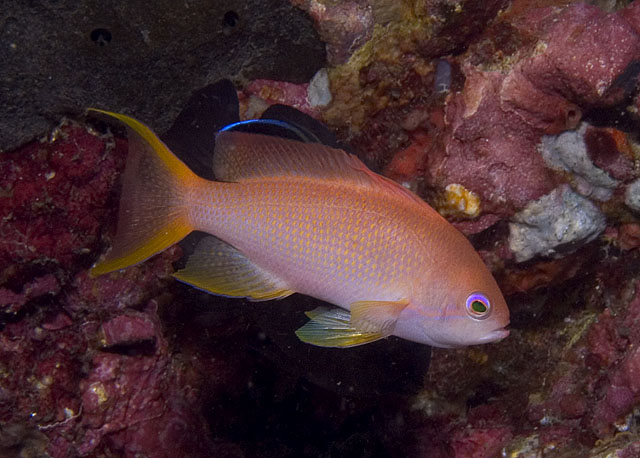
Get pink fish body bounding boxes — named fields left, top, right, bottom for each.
left=90, top=110, right=509, bottom=348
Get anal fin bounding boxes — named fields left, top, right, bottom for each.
left=295, top=307, right=390, bottom=348
left=173, top=235, right=294, bottom=301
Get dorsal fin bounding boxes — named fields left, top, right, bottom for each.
left=213, top=131, right=429, bottom=205
left=213, top=131, right=374, bottom=183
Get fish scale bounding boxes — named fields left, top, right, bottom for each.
left=191, top=179, right=422, bottom=308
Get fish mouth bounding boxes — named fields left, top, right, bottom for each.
left=480, top=327, right=510, bottom=343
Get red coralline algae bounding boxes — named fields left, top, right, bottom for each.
left=499, top=65, right=583, bottom=135
left=0, top=255, right=225, bottom=456
left=0, top=273, right=60, bottom=315
left=430, top=67, right=557, bottom=214
left=241, top=79, right=314, bottom=118
left=449, top=426, right=513, bottom=458
left=519, top=272, right=640, bottom=447
left=512, top=4, right=640, bottom=106
left=306, top=1, right=640, bottom=225
left=75, top=301, right=215, bottom=457
left=621, top=1, right=640, bottom=31
left=383, top=131, right=430, bottom=185
left=617, top=224, right=640, bottom=251
left=589, top=289, right=640, bottom=437
left=584, top=126, right=636, bottom=182
left=0, top=125, right=233, bottom=457
left=0, top=122, right=126, bottom=284
left=0, top=311, right=86, bottom=443
left=67, top=249, right=180, bottom=314
left=424, top=3, right=640, bottom=216
left=99, top=312, right=157, bottom=348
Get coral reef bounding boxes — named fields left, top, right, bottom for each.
left=242, top=0, right=640, bottom=455
left=4, top=0, right=640, bottom=457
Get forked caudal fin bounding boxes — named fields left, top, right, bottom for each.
left=89, top=109, right=198, bottom=276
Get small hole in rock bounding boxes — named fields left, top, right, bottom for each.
left=565, top=107, right=582, bottom=129
left=223, top=11, right=239, bottom=28
left=90, top=28, right=112, bottom=46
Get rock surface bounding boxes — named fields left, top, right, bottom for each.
left=0, top=0, right=325, bottom=152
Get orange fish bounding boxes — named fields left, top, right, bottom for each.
left=90, top=109, right=510, bottom=348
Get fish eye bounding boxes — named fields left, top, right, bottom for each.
left=466, top=293, right=491, bottom=320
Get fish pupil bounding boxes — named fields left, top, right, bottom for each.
left=471, top=300, right=487, bottom=314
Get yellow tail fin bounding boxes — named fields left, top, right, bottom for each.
left=89, top=109, right=197, bottom=276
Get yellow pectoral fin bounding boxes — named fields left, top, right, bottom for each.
left=350, top=299, right=409, bottom=333
left=295, top=307, right=390, bottom=348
